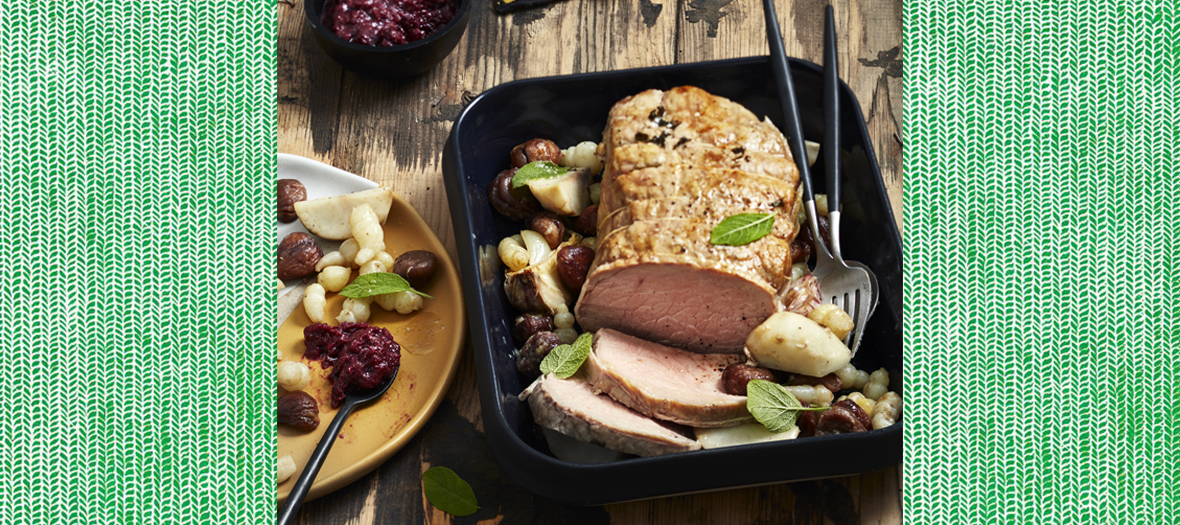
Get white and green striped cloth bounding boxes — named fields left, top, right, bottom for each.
left=906, top=1, right=1178, bottom=522
left=0, top=1, right=274, bottom=522
left=0, top=0, right=1176, bottom=522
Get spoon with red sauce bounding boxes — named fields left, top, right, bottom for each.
left=278, top=367, right=399, bottom=525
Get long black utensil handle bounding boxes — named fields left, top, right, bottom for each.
left=277, top=399, right=358, bottom=525
left=823, top=5, right=840, bottom=214
left=762, top=0, right=814, bottom=204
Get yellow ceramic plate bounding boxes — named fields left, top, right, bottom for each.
left=277, top=156, right=465, bottom=504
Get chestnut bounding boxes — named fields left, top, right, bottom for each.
left=513, top=314, right=556, bottom=343
left=721, top=364, right=778, bottom=396
left=277, top=232, right=323, bottom=281
left=516, top=331, right=562, bottom=380
left=510, top=139, right=561, bottom=168
left=488, top=169, right=540, bottom=220
left=556, top=245, right=594, bottom=294
left=392, top=250, right=439, bottom=289
left=570, top=204, right=598, bottom=236
left=277, top=391, right=320, bottom=431
left=277, top=179, right=306, bottom=223
left=529, top=213, right=565, bottom=249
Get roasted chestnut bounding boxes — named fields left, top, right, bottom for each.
left=489, top=169, right=541, bottom=220
left=516, top=331, right=562, bottom=380
left=814, top=399, right=871, bottom=436
left=570, top=204, right=598, bottom=236
left=277, top=232, right=323, bottom=281
left=510, top=138, right=561, bottom=168
left=529, top=213, right=565, bottom=249
left=556, top=245, right=594, bottom=294
left=277, top=179, right=306, bottom=223
left=721, top=364, right=778, bottom=395
left=785, top=372, right=842, bottom=393
left=392, top=250, right=439, bottom=289
left=277, top=391, right=320, bottom=431
left=513, top=314, right=555, bottom=343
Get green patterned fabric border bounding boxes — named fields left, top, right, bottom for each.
left=0, top=0, right=1176, bottom=522
left=0, top=1, right=275, bottom=523
left=905, top=1, right=1178, bottom=522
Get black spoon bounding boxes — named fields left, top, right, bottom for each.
left=277, top=367, right=399, bottom=525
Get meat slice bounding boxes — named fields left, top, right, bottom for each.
left=520, top=373, right=701, bottom=457
left=583, top=329, right=753, bottom=427
left=577, top=219, right=791, bottom=354
left=576, top=262, right=775, bottom=354
left=592, top=219, right=793, bottom=290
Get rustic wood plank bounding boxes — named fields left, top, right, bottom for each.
left=279, top=0, right=902, bottom=522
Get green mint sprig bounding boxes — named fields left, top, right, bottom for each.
left=539, top=332, right=593, bottom=379
left=339, top=272, right=433, bottom=300
left=745, top=379, right=830, bottom=433
left=710, top=212, right=776, bottom=246
left=510, top=161, right=570, bottom=188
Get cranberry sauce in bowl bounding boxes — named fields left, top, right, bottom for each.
left=322, top=0, right=458, bottom=47
left=304, top=0, right=470, bottom=78
left=304, top=322, right=402, bottom=408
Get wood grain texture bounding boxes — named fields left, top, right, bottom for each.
left=280, top=0, right=902, bottom=522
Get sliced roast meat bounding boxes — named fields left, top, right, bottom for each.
left=577, top=218, right=792, bottom=354
left=582, top=329, right=752, bottom=427
left=576, top=262, right=776, bottom=354
left=519, top=373, right=701, bottom=457
left=591, top=219, right=793, bottom=291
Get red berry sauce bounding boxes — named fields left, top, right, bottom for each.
left=304, top=322, right=401, bottom=408
left=322, top=0, right=458, bottom=47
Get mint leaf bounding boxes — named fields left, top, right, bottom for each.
left=539, top=332, right=593, bottom=379
left=421, top=466, right=480, bottom=517
left=710, top=212, right=776, bottom=246
left=511, top=161, right=570, bottom=189
left=338, top=272, right=433, bottom=300
left=746, top=380, right=829, bottom=433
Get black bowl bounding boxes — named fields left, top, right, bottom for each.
left=442, top=56, right=903, bottom=505
left=304, top=0, right=471, bottom=79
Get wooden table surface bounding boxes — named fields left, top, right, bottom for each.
left=279, top=0, right=902, bottom=522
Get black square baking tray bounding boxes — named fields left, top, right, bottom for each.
left=441, top=56, right=902, bottom=505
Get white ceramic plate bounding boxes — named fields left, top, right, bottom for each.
left=278, top=154, right=378, bottom=297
